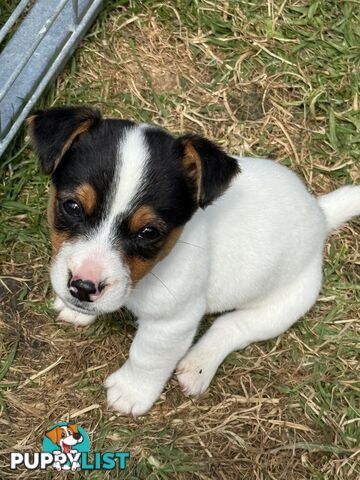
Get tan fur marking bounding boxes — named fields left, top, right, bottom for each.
left=128, top=226, right=183, bottom=285
left=47, top=185, right=71, bottom=255
left=128, top=205, right=158, bottom=233
left=25, top=115, right=36, bottom=126
left=52, top=118, right=94, bottom=172
left=50, top=231, right=71, bottom=256
left=157, top=226, right=183, bottom=261
left=47, top=184, right=56, bottom=228
left=182, top=141, right=202, bottom=203
left=25, top=115, right=36, bottom=142
left=75, top=183, right=97, bottom=215
left=127, top=257, right=156, bottom=285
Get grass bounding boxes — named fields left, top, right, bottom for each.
left=0, top=0, right=359, bottom=478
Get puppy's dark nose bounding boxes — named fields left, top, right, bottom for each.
left=69, top=278, right=97, bottom=302
left=73, top=432, right=81, bottom=440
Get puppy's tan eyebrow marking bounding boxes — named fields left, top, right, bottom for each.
left=128, top=205, right=159, bottom=233
left=75, top=183, right=97, bottom=215
left=55, top=183, right=97, bottom=215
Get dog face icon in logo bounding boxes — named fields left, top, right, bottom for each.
left=43, top=421, right=90, bottom=471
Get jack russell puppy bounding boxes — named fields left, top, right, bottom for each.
left=28, top=106, right=360, bottom=417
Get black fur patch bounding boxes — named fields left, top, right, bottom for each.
left=177, top=133, right=241, bottom=208
left=29, top=106, right=102, bottom=174
left=51, top=118, right=134, bottom=238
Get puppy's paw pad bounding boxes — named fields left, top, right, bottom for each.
left=57, top=307, right=96, bottom=326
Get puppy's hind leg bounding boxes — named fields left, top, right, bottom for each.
left=177, top=258, right=322, bottom=397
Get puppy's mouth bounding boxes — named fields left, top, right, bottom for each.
left=62, top=443, right=71, bottom=454
left=61, top=296, right=98, bottom=315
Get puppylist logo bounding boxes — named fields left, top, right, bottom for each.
left=10, top=421, right=130, bottom=472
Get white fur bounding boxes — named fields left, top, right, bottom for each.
left=56, top=303, right=96, bottom=326
left=53, top=296, right=95, bottom=325
left=51, top=237, right=130, bottom=315
left=53, top=148, right=360, bottom=416
left=318, top=185, right=360, bottom=232
left=109, top=125, right=149, bottom=217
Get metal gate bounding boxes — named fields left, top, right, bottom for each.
left=0, top=0, right=104, bottom=157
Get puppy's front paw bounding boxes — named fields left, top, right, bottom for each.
left=57, top=306, right=96, bottom=326
left=176, top=347, right=218, bottom=397
left=53, top=296, right=65, bottom=312
left=105, top=362, right=163, bottom=417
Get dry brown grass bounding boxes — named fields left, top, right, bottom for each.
left=0, top=1, right=359, bottom=479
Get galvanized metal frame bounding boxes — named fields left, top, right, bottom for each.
left=0, top=0, right=104, bottom=158
left=0, top=0, right=32, bottom=44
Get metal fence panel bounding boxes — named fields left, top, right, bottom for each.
left=0, top=0, right=104, bottom=157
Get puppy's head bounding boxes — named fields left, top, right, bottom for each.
left=29, top=106, right=239, bottom=315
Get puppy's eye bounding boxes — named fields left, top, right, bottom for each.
left=63, top=199, right=82, bottom=217
left=61, top=432, right=65, bottom=438
left=137, top=226, right=161, bottom=241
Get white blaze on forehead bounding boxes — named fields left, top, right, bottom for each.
left=109, top=125, right=149, bottom=218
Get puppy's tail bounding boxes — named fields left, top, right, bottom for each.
left=318, top=185, right=360, bottom=233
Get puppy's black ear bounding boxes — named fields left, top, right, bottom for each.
left=179, top=134, right=240, bottom=208
left=27, top=106, right=101, bottom=174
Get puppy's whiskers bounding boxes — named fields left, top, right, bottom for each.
left=178, top=240, right=204, bottom=249
left=150, top=272, right=176, bottom=299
